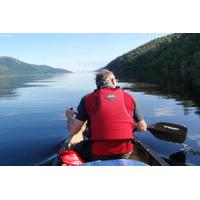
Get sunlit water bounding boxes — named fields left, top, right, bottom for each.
left=0, top=72, right=200, bottom=165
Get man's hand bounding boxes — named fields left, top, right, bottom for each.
left=66, top=108, right=75, bottom=119
left=137, top=119, right=147, bottom=132
left=65, top=108, right=84, bottom=135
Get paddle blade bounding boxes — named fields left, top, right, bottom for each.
left=147, top=122, right=187, bottom=143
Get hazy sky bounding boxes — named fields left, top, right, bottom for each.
left=0, top=33, right=168, bottom=72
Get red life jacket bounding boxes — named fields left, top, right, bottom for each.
left=85, top=87, right=135, bottom=141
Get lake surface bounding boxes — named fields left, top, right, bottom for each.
left=0, top=72, right=200, bottom=165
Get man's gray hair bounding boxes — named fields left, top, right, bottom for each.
left=95, top=69, right=115, bottom=89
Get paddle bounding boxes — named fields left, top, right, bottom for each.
left=67, top=107, right=187, bottom=144
left=67, top=121, right=187, bottom=148
left=147, top=122, right=187, bottom=143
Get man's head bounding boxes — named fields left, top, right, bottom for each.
left=95, top=69, right=117, bottom=89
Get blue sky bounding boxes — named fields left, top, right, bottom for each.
left=0, top=33, right=168, bottom=72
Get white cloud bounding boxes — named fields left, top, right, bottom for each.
left=153, top=106, right=175, bottom=117
left=0, top=34, right=13, bottom=38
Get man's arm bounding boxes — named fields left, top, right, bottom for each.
left=66, top=108, right=85, bottom=135
left=66, top=97, right=88, bottom=135
left=133, top=101, right=147, bottom=132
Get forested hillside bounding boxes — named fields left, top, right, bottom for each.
left=105, top=33, right=200, bottom=97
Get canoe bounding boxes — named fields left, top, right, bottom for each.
left=130, top=138, right=169, bottom=166
left=40, top=122, right=187, bottom=166
left=41, top=137, right=168, bottom=166
left=80, top=138, right=169, bottom=166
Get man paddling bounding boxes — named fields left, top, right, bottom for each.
left=66, top=69, right=147, bottom=161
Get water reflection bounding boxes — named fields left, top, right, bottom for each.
left=0, top=74, right=70, bottom=165
left=153, top=106, right=176, bottom=117
left=0, top=73, right=200, bottom=165
left=0, top=74, right=57, bottom=99
left=121, top=81, right=200, bottom=117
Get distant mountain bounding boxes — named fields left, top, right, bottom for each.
left=0, top=56, right=71, bottom=76
left=104, top=33, right=200, bottom=97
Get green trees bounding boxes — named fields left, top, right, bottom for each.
left=105, top=33, right=200, bottom=98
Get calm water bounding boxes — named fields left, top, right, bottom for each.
left=0, top=72, right=200, bottom=165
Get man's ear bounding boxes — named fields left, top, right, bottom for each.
left=111, top=78, right=115, bottom=86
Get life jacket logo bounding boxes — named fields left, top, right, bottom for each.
left=106, top=94, right=116, bottom=100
